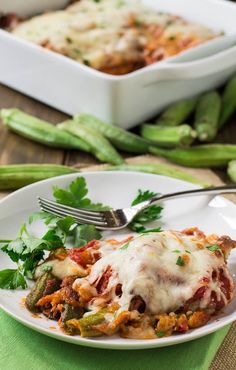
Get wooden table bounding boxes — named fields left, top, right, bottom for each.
left=0, top=83, right=236, bottom=370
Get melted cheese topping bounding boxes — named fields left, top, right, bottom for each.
left=74, top=231, right=230, bottom=314
left=11, top=0, right=218, bottom=73
left=35, top=256, right=86, bottom=280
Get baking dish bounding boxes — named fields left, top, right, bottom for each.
left=1, top=0, right=236, bottom=129
left=0, top=0, right=69, bottom=17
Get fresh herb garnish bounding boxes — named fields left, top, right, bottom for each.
left=130, top=205, right=163, bottom=232
left=185, top=250, right=191, bottom=254
left=0, top=176, right=110, bottom=289
left=53, top=177, right=110, bottom=211
left=206, top=245, right=221, bottom=252
left=140, top=227, right=162, bottom=234
left=120, top=241, right=131, bottom=250
left=172, top=249, right=181, bottom=253
left=176, top=256, right=185, bottom=266
left=75, top=224, right=102, bottom=247
left=0, top=223, right=65, bottom=288
left=156, top=331, right=165, bottom=338
left=0, top=269, right=26, bottom=289
left=131, top=189, right=157, bottom=206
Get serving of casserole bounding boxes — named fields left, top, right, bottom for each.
left=6, top=0, right=219, bottom=76
left=26, top=228, right=235, bottom=339
left=1, top=0, right=236, bottom=128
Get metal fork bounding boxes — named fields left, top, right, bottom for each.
left=38, top=185, right=236, bottom=230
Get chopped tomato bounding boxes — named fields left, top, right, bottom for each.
left=69, top=240, right=101, bottom=268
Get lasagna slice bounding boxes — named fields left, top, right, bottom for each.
left=26, top=228, right=235, bottom=339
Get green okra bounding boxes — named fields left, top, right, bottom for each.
left=141, top=124, right=196, bottom=147
left=61, top=304, right=84, bottom=323
left=150, top=144, right=236, bottom=168
left=75, top=113, right=150, bottom=153
left=107, top=164, right=209, bottom=187
left=66, top=309, right=108, bottom=336
left=0, top=164, right=79, bottom=190
left=219, top=74, right=236, bottom=128
left=155, top=97, right=198, bottom=126
left=227, top=160, right=236, bottom=183
left=25, top=272, right=60, bottom=313
left=194, top=91, right=221, bottom=142
left=0, top=109, right=90, bottom=151
left=58, top=120, right=123, bottom=165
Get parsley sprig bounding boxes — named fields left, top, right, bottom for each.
left=0, top=177, right=106, bottom=289
left=129, top=189, right=163, bottom=232
left=206, top=245, right=221, bottom=252
left=53, top=177, right=110, bottom=211
left=176, top=256, right=185, bottom=266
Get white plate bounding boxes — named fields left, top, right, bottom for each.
left=0, top=171, right=235, bottom=350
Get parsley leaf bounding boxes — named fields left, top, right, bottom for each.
left=206, top=245, right=221, bottom=252
left=42, top=230, right=64, bottom=249
left=120, top=241, right=132, bottom=250
left=0, top=269, right=26, bottom=289
left=28, top=211, right=58, bottom=225
left=1, top=239, right=25, bottom=262
left=75, top=224, right=102, bottom=247
left=176, top=256, right=185, bottom=266
left=129, top=205, right=163, bottom=232
left=140, top=227, right=162, bottom=234
left=53, top=177, right=110, bottom=211
left=22, top=250, right=45, bottom=279
left=131, top=189, right=157, bottom=206
left=172, top=249, right=181, bottom=253
left=129, top=188, right=163, bottom=232
left=56, top=216, right=77, bottom=235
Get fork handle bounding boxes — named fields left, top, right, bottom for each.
left=147, top=185, right=236, bottom=206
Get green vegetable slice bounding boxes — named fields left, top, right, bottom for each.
left=58, top=120, right=123, bottom=165
left=1, top=109, right=90, bottom=151
left=75, top=113, right=150, bottom=153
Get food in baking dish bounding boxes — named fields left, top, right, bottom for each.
left=7, top=0, right=220, bottom=75
left=26, top=227, right=235, bottom=339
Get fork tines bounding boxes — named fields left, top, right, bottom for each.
left=38, top=197, right=108, bottom=228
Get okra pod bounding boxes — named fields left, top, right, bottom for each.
left=66, top=309, right=107, bottom=336
left=194, top=91, right=221, bottom=142
left=75, top=113, right=150, bottom=153
left=26, top=272, right=60, bottom=313
left=58, top=121, right=123, bottom=165
left=150, top=144, right=236, bottom=168
left=141, top=124, right=196, bottom=147
left=0, top=164, right=79, bottom=190
left=61, top=304, right=84, bottom=323
left=219, top=74, right=236, bottom=128
left=107, top=164, right=209, bottom=187
left=1, top=109, right=91, bottom=151
left=227, top=160, right=236, bottom=183
left=155, top=97, right=198, bottom=126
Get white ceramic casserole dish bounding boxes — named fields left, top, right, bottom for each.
left=1, top=0, right=236, bottom=129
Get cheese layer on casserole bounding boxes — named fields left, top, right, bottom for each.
left=11, top=0, right=220, bottom=74
left=72, top=230, right=234, bottom=314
